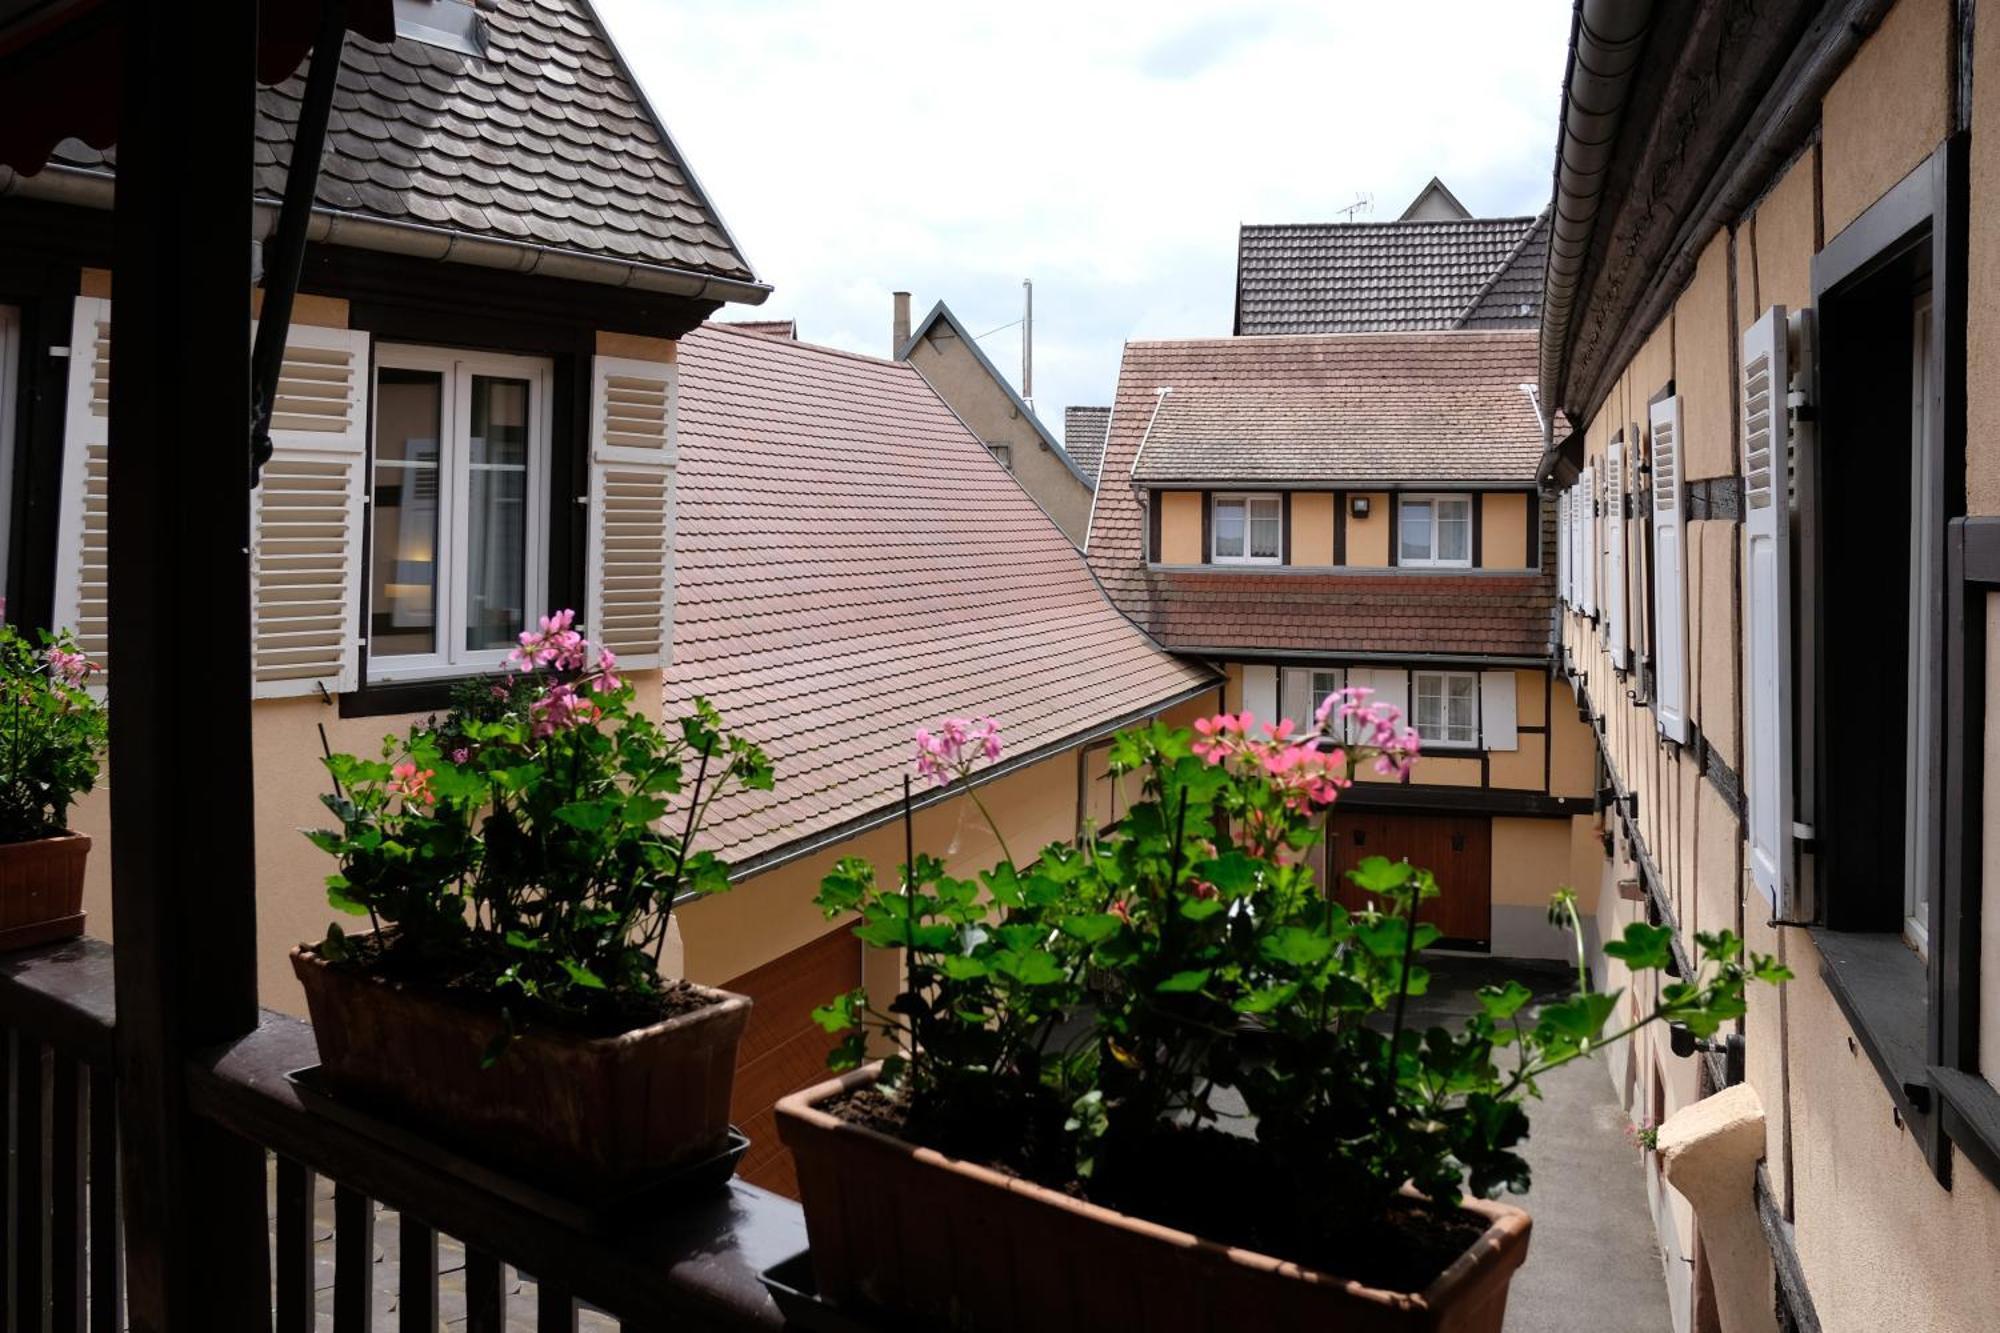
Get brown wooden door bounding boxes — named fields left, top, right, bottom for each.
left=722, top=926, right=863, bottom=1197
left=1324, top=811, right=1492, bottom=948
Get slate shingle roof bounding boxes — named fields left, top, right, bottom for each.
left=1459, top=213, right=1550, bottom=329
left=666, top=325, right=1217, bottom=868
left=1235, top=211, right=1544, bottom=335
left=49, top=0, right=759, bottom=289
left=1085, top=334, right=1555, bottom=659
left=1128, top=331, right=1543, bottom=486
left=1064, top=406, right=1111, bottom=483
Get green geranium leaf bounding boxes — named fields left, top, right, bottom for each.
left=1478, top=980, right=1534, bottom=1022
left=1059, top=913, right=1124, bottom=945
left=1156, top=969, right=1212, bottom=994
left=1262, top=925, right=1334, bottom=967
left=1603, top=922, right=1676, bottom=971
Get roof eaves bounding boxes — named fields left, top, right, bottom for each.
left=898, top=299, right=1092, bottom=488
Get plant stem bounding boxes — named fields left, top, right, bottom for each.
left=1380, top=877, right=1422, bottom=1107
left=965, top=781, right=1015, bottom=868
left=652, top=739, right=712, bottom=971
left=902, top=774, right=919, bottom=1049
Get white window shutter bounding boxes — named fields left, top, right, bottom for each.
left=588, top=354, right=677, bottom=669
left=250, top=323, right=370, bottom=698
left=1479, top=671, right=1518, bottom=751
left=52, top=296, right=111, bottom=682
left=1605, top=437, right=1628, bottom=669
left=1742, top=305, right=1793, bottom=909
left=1580, top=464, right=1598, bottom=618
left=1557, top=491, right=1570, bottom=606
left=1650, top=393, right=1689, bottom=743
left=1349, top=667, right=1408, bottom=726
left=1279, top=667, right=1312, bottom=733
left=1240, top=663, right=1278, bottom=725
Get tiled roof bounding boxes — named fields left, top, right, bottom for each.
left=667, top=324, right=1217, bottom=869
left=716, top=319, right=798, bottom=340
left=1128, top=331, right=1543, bottom=485
left=1235, top=212, right=1544, bottom=335
left=50, top=0, right=760, bottom=291
left=1459, top=213, right=1549, bottom=329
left=1085, top=335, right=1555, bottom=659
left=1064, top=406, right=1111, bottom=482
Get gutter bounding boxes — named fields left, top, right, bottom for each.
left=1538, top=0, right=1657, bottom=416
left=696, top=674, right=1225, bottom=890
left=0, top=162, right=773, bottom=306
left=1169, top=646, right=1552, bottom=670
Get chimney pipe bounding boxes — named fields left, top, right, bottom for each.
left=1021, top=279, right=1033, bottom=404
left=892, top=291, right=911, bottom=356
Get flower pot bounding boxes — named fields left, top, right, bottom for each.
left=0, top=832, right=89, bottom=951
left=777, top=1066, right=1533, bottom=1333
left=291, top=943, right=751, bottom=1187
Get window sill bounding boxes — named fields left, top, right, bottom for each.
left=1932, top=1067, right=2000, bottom=1190
left=1811, top=927, right=1932, bottom=1128
left=337, top=673, right=506, bottom=720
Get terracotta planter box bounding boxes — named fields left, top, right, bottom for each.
left=292, top=943, right=751, bottom=1186
left=777, top=1066, right=1532, bottom=1333
left=0, top=832, right=89, bottom=951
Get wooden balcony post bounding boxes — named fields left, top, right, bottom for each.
left=107, top=1, right=272, bottom=1328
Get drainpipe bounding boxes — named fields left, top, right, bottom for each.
left=1539, top=0, right=1657, bottom=419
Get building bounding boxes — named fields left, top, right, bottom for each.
left=1538, top=1, right=2000, bottom=1330
left=1084, top=327, right=1601, bottom=958
left=0, top=0, right=771, bottom=1010
left=1064, top=404, right=1110, bottom=484
left=1235, top=187, right=1549, bottom=336
left=891, top=292, right=1096, bottom=542
left=664, top=322, right=1218, bottom=1193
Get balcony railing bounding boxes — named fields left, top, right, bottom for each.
left=2, top=937, right=807, bottom=1332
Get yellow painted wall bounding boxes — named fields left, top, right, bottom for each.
left=1345, top=491, right=1391, bottom=565
left=1489, top=734, right=1548, bottom=791
left=1159, top=490, right=1203, bottom=564
left=1400, top=754, right=1481, bottom=787
left=1289, top=492, right=1334, bottom=565
left=1820, top=0, right=1951, bottom=235
left=1548, top=680, right=1598, bottom=798
left=1674, top=231, right=1736, bottom=482
left=1751, top=145, right=1821, bottom=314
left=905, top=328, right=1093, bottom=542
left=1491, top=816, right=1576, bottom=909
left=1479, top=493, right=1529, bottom=569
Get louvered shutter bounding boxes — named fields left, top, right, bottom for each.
left=52, top=297, right=111, bottom=681
left=250, top=323, right=370, bottom=697
left=1579, top=465, right=1598, bottom=618
left=1650, top=394, right=1689, bottom=743
left=1605, top=438, right=1628, bottom=668
left=1742, top=306, right=1793, bottom=909
left=1348, top=667, right=1408, bottom=726
left=1557, top=491, right=1570, bottom=606
left=588, top=355, right=676, bottom=668
left=1479, top=671, right=1518, bottom=751
left=1240, top=663, right=1277, bottom=725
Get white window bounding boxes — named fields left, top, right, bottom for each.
left=1398, top=494, right=1472, bottom=567
left=369, top=347, right=551, bottom=681
left=988, top=442, right=1013, bottom=471
left=1280, top=665, right=1346, bottom=738
left=1412, top=671, right=1478, bottom=747
left=1212, top=493, right=1282, bottom=564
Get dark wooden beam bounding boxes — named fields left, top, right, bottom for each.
left=107, top=2, right=270, bottom=1327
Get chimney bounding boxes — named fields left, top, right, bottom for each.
left=892, top=291, right=911, bottom=356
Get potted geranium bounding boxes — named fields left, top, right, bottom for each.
left=0, top=623, right=105, bottom=951
left=778, top=695, right=1787, bottom=1332
left=297, top=610, right=772, bottom=1186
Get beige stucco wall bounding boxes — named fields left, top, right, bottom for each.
left=1290, top=492, right=1334, bottom=565
left=1346, top=491, right=1391, bottom=565
left=1479, top=493, right=1529, bottom=569
left=904, top=327, right=1092, bottom=543
left=1159, top=490, right=1203, bottom=563
left=1556, top=8, right=2000, bottom=1332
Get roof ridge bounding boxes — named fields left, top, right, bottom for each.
left=1238, top=215, right=1539, bottom=233
left=694, top=321, right=915, bottom=371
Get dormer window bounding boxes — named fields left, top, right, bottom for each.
left=1398, top=494, right=1472, bottom=567
left=1212, top=493, right=1282, bottom=564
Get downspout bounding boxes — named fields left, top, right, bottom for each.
left=1539, top=0, right=1657, bottom=430
left=248, top=0, right=346, bottom=488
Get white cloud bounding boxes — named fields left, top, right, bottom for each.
left=594, top=0, right=1573, bottom=443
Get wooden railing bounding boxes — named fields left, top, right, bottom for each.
left=2, top=938, right=807, bottom=1332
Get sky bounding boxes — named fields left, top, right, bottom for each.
left=594, top=0, right=1575, bottom=450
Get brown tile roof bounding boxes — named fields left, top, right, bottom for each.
left=715, top=319, right=798, bottom=340
left=1064, top=406, right=1111, bottom=483
left=50, top=0, right=760, bottom=291
left=1128, top=330, right=1544, bottom=486
left=667, top=325, right=1218, bottom=869
left=1085, top=335, right=1555, bottom=659
left=1234, top=212, right=1544, bottom=335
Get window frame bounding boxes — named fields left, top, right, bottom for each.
left=1210, top=492, right=1283, bottom=565
left=365, top=344, right=554, bottom=685
left=1397, top=493, right=1473, bottom=568
left=1411, top=670, right=1479, bottom=750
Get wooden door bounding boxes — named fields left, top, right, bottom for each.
left=722, top=926, right=863, bottom=1196
left=1324, top=811, right=1492, bottom=948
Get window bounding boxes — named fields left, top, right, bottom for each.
left=1412, top=672, right=1477, bottom=747
left=1398, top=494, right=1471, bottom=566
left=1280, top=665, right=1346, bottom=738
left=988, top=442, right=1013, bottom=471
left=1212, top=493, right=1281, bottom=563
left=369, top=347, right=550, bottom=681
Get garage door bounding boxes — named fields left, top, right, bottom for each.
left=1325, top=811, right=1491, bottom=949
left=722, top=926, right=863, bottom=1197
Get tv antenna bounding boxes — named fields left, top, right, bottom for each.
left=1334, top=192, right=1373, bottom=222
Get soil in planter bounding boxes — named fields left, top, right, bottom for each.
left=828, top=1086, right=1490, bottom=1297
left=311, top=930, right=720, bottom=1038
